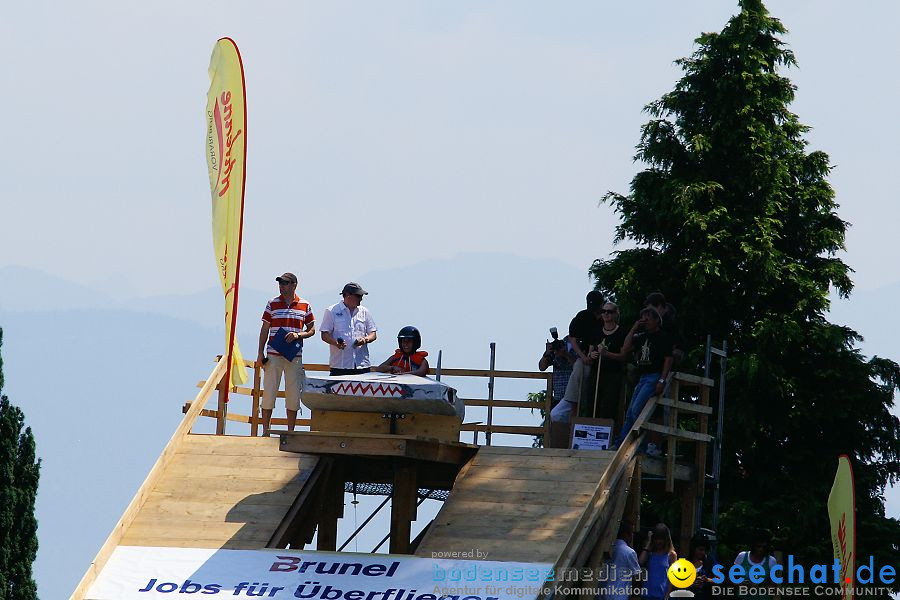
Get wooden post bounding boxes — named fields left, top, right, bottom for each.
left=679, top=480, right=697, bottom=556
left=316, top=461, right=344, bottom=551
left=216, top=381, right=228, bottom=435
left=486, top=343, right=496, bottom=446
left=390, top=460, right=418, bottom=554
left=665, top=380, right=679, bottom=493
left=544, top=372, right=553, bottom=446
left=250, top=361, right=262, bottom=437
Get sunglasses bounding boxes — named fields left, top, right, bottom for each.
left=601, top=309, right=617, bottom=314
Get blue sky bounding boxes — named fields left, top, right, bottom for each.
left=3, top=1, right=899, bottom=297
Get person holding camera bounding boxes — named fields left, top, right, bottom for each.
left=320, top=282, right=378, bottom=376
left=538, top=327, right=577, bottom=407
left=549, top=290, right=605, bottom=425
left=256, top=272, right=317, bottom=435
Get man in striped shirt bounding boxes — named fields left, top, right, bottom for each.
left=257, top=272, right=316, bottom=434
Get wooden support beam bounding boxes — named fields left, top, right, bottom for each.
left=251, top=364, right=262, bottom=437
left=640, top=456, right=692, bottom=481
left=390, top=460, right=418, bottom=554
left=656, top=397, right=713, bottom=415
left=462, top=399, right=545, bottom=408
left=278, top=432, right=477, bottom=466
left=545, top=368, right=553, bottom=448
left=460, top=424, right=546, bottom=436
left=267, top=457, right=330, bottom=548
left=672, top=372, right=715, bottom=387
left=679, top=480, right=698, bottom=556
left=409, top=519, right=433, bottom=554
left=182, top=404, right=312, bottom=428
left=216, top=382, right=228, bottom=435
left=665, top=381, right=679, bottom=493
left=316, top=461, right=344, bottom=551
left=310, top=409, right=460, bottom=442
left=641, top=422, right=714, bottom=443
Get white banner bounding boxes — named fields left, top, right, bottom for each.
left=87, top=547, right=553, bottom=600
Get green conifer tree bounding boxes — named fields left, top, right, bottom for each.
left=0, top=328, right=40, bottom=600
left=591, top=0, right=900, bottom=572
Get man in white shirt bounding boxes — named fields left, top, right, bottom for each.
left=320, top=282, right=378, bottom=375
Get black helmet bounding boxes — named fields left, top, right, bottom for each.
left=397, top=326, right=421, bottom=352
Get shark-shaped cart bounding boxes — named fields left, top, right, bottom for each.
left=302, top=372, right=465, bottom=442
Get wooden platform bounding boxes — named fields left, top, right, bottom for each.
left=119, top=434, right=318, bottom=549
left=279, top=431, right=477, bottom=465
left=414, top=446, right=616, bottom=563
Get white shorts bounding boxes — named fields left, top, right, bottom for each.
left=262, top=355, right=306, bottom=412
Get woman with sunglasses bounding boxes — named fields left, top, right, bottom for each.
left=586, top=302, right=627, bottom=420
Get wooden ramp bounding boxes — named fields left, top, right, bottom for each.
left=120, top=434, right=319, bottom=549
left=414, top=446, right=619, bottom=563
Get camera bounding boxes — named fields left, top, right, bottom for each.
left=548, top=327, right=565, bottom=351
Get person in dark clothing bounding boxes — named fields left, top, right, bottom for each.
left=586, top=301, right=627, bottom=420
left=604, top=307, right=674, bottom=450
left=644, top=292, right=684, bottom=364
left=687, top=533, right=716, bottom=600
left=549, top=290, right=604, bottom=424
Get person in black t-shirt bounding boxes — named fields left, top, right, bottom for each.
left=549, top=290, right=604, bottom=426
left=603, top=307, right=673, bottom=449
left=644, top=292, right=684, bottom=365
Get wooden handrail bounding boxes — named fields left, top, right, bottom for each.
left=203, top=358, right=554, bottom=441
left=537, top=393, right=658, bottom=600
left=219, top=357, right=548, bottom=379
left=71, top=357, right=228, bottom=600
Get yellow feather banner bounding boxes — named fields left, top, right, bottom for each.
left=827, top=455, right=855, bottom=599
left=206, top=38, right=248, bottom=389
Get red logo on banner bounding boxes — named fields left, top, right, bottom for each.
left=215, top=91, right=242, bottom=198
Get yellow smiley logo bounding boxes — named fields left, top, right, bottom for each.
left=667, top=558, right=697, bottom=588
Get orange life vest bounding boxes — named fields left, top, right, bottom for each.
left=386, top=350, right=428, bottom=372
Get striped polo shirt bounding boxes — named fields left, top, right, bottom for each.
left=262, top=294, right=315, bottom=356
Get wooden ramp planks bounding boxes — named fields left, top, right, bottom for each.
left=414, top=446, right=614, bottom=563
left=119, top=434, right=318, bottom=549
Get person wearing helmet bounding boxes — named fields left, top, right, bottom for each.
left=373, top=326, right=430, bottom=376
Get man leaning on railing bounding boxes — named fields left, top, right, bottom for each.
left=603, top=306, right=673, bottom=454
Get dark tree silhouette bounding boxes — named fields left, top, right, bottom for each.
left=591, top=0, right=900, bottom=574
left=0, top=328, right=40, bottom=600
